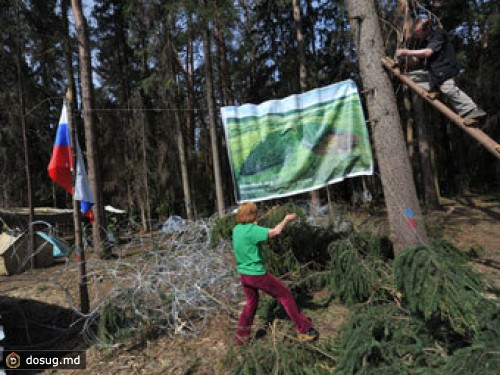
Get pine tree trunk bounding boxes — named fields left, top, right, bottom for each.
left=140, top=108, right=151, bottom=232
left=293, top=0, right=307, bottom=93
left=15, top=3, right=35, bottom=266
left=71, top=0, right=104, bottom=257
left=214, top=3, right=234, bottom=106
left=186, top=16, right=196, bottom=152
left=201, top=16, right=225, bottom=217
left=186, top=17, right=197, bottom=218
left=292, top=0, right=320, bottom=215
left=305, top=0, right=319, bottom=86
left=177, top=114, right=194, bottom=221
left=165, top=13, right=194, bottom=220
left=212, top=8, right=234, bottom=205
left=454, top=131, right=471, bottom=195
left=413, top=95, right=440, bottom=209
left=346, top=0, right=428, bottom=253
left=403, top=88, right=421, bottom=198
left=404, top=89, right=415, bottom=162
left=172, top=98, right=194, bottom=221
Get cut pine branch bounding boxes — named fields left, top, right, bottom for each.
left=381, top=56, right=500, bottom=160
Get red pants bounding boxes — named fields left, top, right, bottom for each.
left=235, top=272, right=313, bottom=344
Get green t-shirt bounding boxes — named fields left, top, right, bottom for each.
left=232, top=223, right=269, bottom=275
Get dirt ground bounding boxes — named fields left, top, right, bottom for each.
left=427, top=194, right=500, bottom=286
left=0, top=194, right=498, bottom=374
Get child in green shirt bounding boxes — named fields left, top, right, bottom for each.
left=232, top=202, right=319, bottom=345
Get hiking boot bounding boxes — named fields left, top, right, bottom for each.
left=297, top=328, right=320, bottom=342
left=463, top=108, right=487, bottom=121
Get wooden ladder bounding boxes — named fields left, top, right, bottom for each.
left=381, top=56, right=500, bottom=160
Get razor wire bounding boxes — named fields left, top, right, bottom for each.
left=0, top=216, right=242, bottom=348
left=88, top=223, right=240, bottom=338
left=81, top=218, right=242, bottom=345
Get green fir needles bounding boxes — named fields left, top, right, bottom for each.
left=226, top=323, right=334, bottom=375
left=98, top=303, right=136, bottom=343
left=210, top=213, right=237, bottom=245
left=335, top=304, right=446, bottom=374
left=444, top=309, right=500, bottom=374
left=394, top=241, right=491, bottom=336
left=259, top=204, right=336, bottom=276
left=327, top=232, right=393, bottom=305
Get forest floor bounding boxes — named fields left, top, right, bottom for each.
left=0, top=193, right=498, bottom=374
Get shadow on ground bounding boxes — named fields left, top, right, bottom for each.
left=0, top=296, right=93, bottom=374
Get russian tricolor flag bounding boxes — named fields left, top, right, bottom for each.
left=74, top=140, right=95, bottom=221
left=48, top=103, right=94, bottom=221
left=48, top=104, right=73, bottom=194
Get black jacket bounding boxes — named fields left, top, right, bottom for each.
left=425, top=28, right=460, bottom=88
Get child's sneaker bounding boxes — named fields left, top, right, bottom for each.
left=297, top=328, right=319, bottom=342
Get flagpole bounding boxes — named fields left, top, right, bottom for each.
left=66, top=89, right=90, bottom=314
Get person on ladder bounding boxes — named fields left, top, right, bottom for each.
left=396, top=14, right=487, bottom=123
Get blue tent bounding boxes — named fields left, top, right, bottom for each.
left=36, top=231, right=70, bottom=258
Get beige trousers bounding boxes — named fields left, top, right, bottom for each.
left=408, top=70, right=477, bottom=117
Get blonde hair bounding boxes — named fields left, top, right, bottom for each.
left=237, top=202, right=257, bottom=223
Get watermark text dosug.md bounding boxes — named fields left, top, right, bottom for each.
left=2, top=350, right=86, bottom=370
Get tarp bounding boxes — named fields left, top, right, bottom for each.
left=161, top=215, right=186, bottom=234
left=36, top=231, right=70, bottom=258
left=105, top=205, right=127, bottom=214
left=221, top=79, right=373, bottom=202
left=0, top=232, right=52, bottom=274
left=0, top=232, right=22, bottom=256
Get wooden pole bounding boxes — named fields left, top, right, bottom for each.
left=66, top=89, right=90, bottom=314
left=381, top=57, right=500, bottom=160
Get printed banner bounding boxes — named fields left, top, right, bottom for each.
left=221, top=79, right=373, bottom=202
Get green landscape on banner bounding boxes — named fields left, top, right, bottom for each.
left=221, top=79, right=373, bottom=202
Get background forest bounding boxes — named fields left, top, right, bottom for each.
left=0, top=0, right=499, bottom=225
